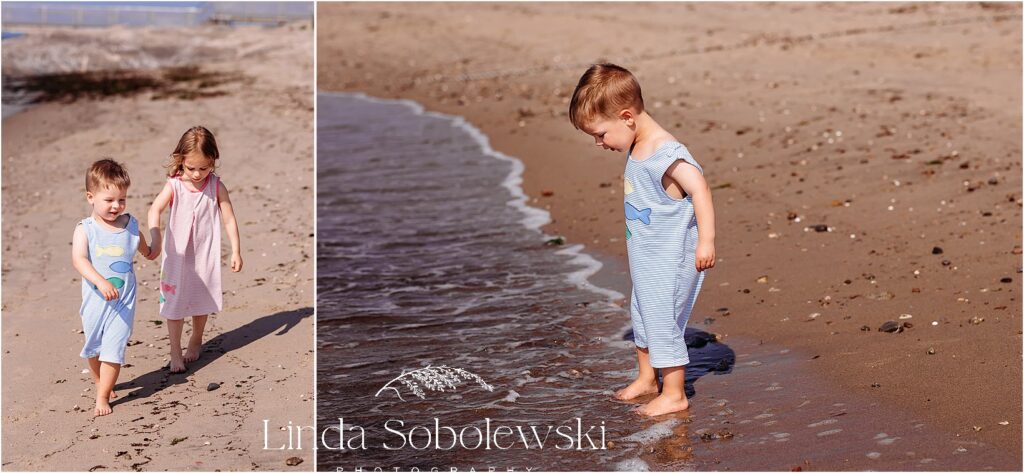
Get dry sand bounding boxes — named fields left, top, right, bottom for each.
left=2, top=24, right=314, bottom=470
left=318, top=2, right=1021, bottom=469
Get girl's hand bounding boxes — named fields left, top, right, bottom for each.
left=231, top=252, right=243, bottom=272
left=98, top=280, right=119, bottom=301
left=147, top=234, right=161, bottom=260
left=696, top=241, right=716, bottom=272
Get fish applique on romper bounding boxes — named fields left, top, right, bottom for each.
left=94, top=244, right=125, bottom=257
left=109, top=261, right=132, bottom=273
left=625, top=202, right=652, bottom=225
left=90, top=245, right=129, bottom=290
left=91, top=277, right=125, bottom=290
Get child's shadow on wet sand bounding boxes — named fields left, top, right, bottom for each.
left=623, top=327, right=735, bottom=399
left=113, top=307, right=313, bottom=405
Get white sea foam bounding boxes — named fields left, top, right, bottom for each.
left=621, top=419, right=681, bottom=444
left=614, top=458, right=651, bottom=471
left=330, top=91, right=625, bottom=304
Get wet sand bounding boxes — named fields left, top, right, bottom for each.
left=2, top=24, right=314, bottom=470
left=318, top=2, right=1022, bottom=469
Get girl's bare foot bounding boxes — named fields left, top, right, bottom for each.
left=637, top=393, right=689, bottom=416
left=183, top=341, right=202, bottom=363
left=109, top=390, right=118, bottom=399
left=614, top=378, right=659, bottom=401
left=169, top=356, right=186, bottom=373
left=94, top=399, right=112, bottom=416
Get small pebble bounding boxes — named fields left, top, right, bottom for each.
left=879, top=320, right=902, bottom=333
left=932, top=246, right=943, bottom=255
left=207, top=383, right=221, bottom=392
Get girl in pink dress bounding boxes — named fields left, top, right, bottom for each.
left=148, top=126, right=243, bottom=373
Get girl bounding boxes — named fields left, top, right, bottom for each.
left=148, top=126, right=243, bottom=373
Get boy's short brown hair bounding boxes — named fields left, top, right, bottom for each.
left=86, top=158, right=131, bottom=192
left=569, top=63, right=645, bottom=130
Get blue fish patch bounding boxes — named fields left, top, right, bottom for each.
left=109, top=261, right=132, bottom=273
left=625, top=202, right=651, bottom=225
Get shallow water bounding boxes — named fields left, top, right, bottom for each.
left=316, top=92, right=739, bottom=470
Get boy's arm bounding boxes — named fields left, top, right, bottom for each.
left=217, top=181, right=243, bottom=272
left=137, top=220, right=151, bottom=259
left=667, top=161, right=716, bottom=271
left=147, top=182, right=173, bottom=260
left=72, top=224, right=119, bottom=301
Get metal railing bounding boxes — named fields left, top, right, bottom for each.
left=210, top=2, right=312, bottom=24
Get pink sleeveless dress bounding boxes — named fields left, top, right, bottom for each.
left=160, top=174, right=223, bottom=319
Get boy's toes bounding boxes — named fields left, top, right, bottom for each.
left=94, top=402, right=112, bottom=416
left=168, top=361, right=186, bottom=373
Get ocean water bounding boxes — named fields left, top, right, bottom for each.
left=315, top=92, right=736, bottom=470
left=1, top=1, right=311, bottom=28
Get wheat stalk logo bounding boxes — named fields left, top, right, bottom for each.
left=375, top=365, right=494, bottom=401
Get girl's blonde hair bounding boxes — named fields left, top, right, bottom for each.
left=166, top=126, right=220, bottom=177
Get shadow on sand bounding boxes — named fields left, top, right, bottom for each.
left=112, top=307, right=313, bottom=405
left=624, top=327, right=736, bottom=398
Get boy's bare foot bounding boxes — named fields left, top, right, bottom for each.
left=183, top=341, right=202, bottom=363
left=94, top=399, right=112, bottom=416
left=636, top=393, right=689, bottom=416
left=614, top=378, right=659, bottom=401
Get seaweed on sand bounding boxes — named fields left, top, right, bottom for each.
left=3, top=66, right=247, bottom=103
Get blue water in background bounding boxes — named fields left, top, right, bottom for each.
left=1, top=1, right=311, bottom=28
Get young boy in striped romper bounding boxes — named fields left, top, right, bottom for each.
left=569, top=64, right=717, bottom=416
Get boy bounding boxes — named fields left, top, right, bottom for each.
left=71, top=159, right=153, bottom=415
left=569, top=64, right=716, bottom=416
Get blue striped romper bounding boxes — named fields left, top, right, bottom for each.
left=624, top=141, right=705, bottom=368
left=79, top=214, right=140, bottom=364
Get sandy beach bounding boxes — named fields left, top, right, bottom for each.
left=2, top=23, right=314, bottom=470
left=318, top=2, right=1021, bottom=469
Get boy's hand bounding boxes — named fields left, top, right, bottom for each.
left=696, top=241, right=716, bottom=272
left=98, top=280, right=119, bottom=301
left=231, top=252, right=243, bottom=272
left=146, top=246, right=160, bottom=260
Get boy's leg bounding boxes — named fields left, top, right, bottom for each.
left=184, top=314, right=208, bottom=363
left=167, top=319, right=186, bottom=373
left=617, top=291, right=659, bottom=400
left=614, top=347, right=660, bottom=401
left=638, top=365, right=689, bottom=416
left=94, top=361, right=120, bottom=416
left=87, top=357, right=117, bottom=399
